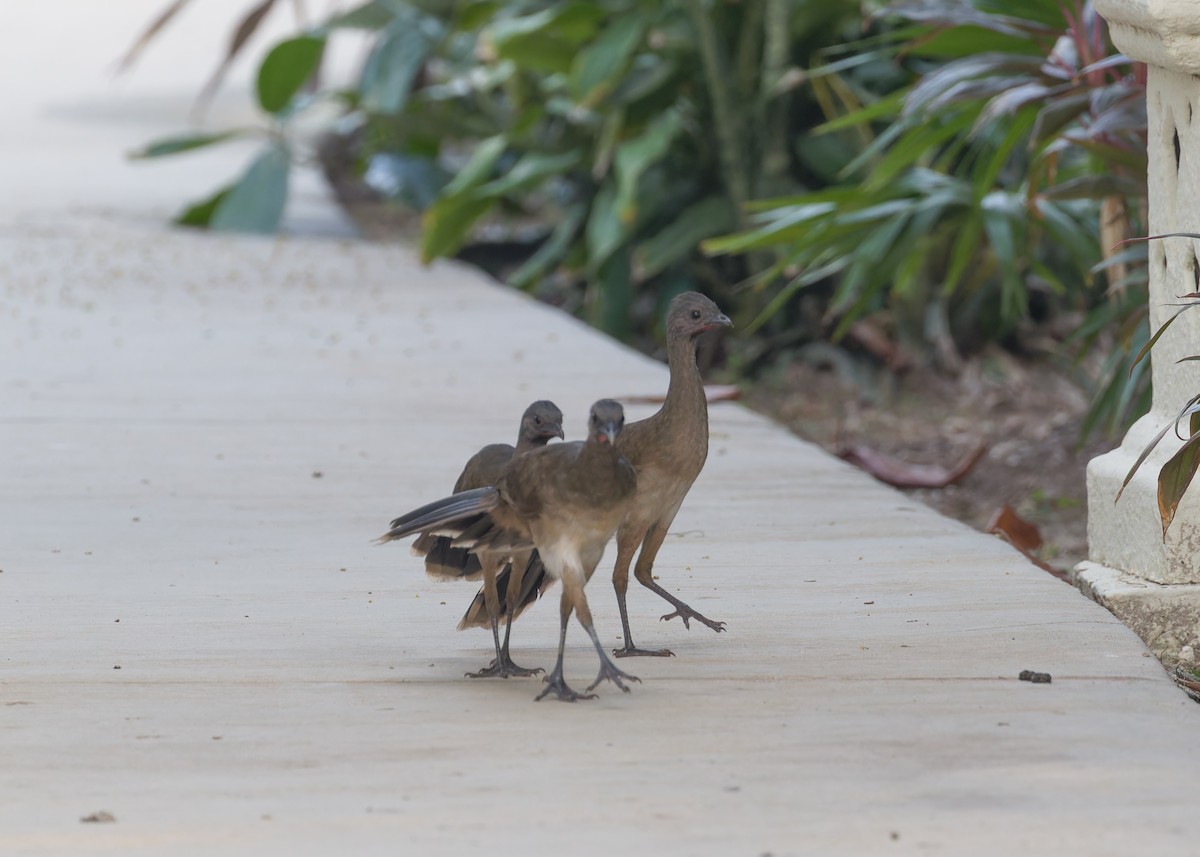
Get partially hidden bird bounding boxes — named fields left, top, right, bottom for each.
left=410, top=400, right=563, bottom=678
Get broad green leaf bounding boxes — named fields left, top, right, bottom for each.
left=633, top=196, right=734, bottom=282
left=1041, top=174, right=1146, bottom=200
left=613, top=111, right=682, bottom=224
left=815, top=90, right=905, bottom=135
left=743, top=258, right=848, bottom=334
left=421, top=193, right=497, bottom=263
left=703, top=202, right=838, bottom=254
left=476, top=150, right=581, bottom=197
left=612, top=55, right=676, bottom=106
left=319, top=0, right=396, bottom=32
left=906, top=24, right=1037, bottom=58
left=130, top=130, right=250, bottom=159
left=360, top=17, right=439, bottom=115
left=494, top=36, right=576, bottom=74
left=1158, top=432, right=1200, bottom=537
left=571, top=15, right=645, bottom=107
left=586, top=181, right=628, bottom=270
left=942, top=209, right=983, bottom=294
left=210, top=144, right=291, bottom=233
left=457, top=1, right=500, bottom=32
left=980, top=190, right=1024, bottom=320
left=1035, top=199, right=1096, bottom=268
left=257, top=36, right=325, bottom=114
left=442, top=136, right=507, bottom=196
left=1030, top=91, right=1090, bottom=146
left=508, top=203, right=588, bottom=290
left=489, top=4, right=603, bottom=74
left=176, top=184, right=234, bottom=228
left=589, top=248, right=633, bottom=339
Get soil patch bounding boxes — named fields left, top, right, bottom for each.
left=744, top=348, right=1119, bottom=574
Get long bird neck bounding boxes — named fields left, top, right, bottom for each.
left=661, top=335, right=706, bottom=422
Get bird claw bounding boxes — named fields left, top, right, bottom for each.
left=466, top=656, right=545, bottom=679
left=586, top=659, right=641, bottom=693
left=659, top=606, right=726, bottom=633
left=535, top=670, right=595, bottom=703
left=612, top=645, right=675, bottom=659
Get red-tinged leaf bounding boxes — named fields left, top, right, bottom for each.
left=986, top=504, right=1044, bottom=552
left=837, top=440, right=988, bottom=489
left=1116, top=231, right=1200, bottom=249
left=195, top=0, right=280, bottom=115
left=1080, top=54, right=1135, bottom=76
left=1158, top=433, right=1200, bottom=538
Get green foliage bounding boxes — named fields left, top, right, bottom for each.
left=707, top=0, right=1148, bottom=375
left=257, top=36, right=324, bottom=114
left=129, top=0, right=1155, bottom=439
left=130, top=0, right=869, bottom=339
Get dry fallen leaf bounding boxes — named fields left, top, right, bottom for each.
left=837, top=441, right=987, bottom=489
left=986, top=504, right=1044, bottom=552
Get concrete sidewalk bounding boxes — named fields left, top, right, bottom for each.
left=3, top=3, right=1199, bottom=855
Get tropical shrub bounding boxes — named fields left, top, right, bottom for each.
left=705, top=0, right=1148, bottom=384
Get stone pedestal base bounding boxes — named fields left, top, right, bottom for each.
left=1073, top=561, right=1200, bottom=667
left=1086, top=414, right=1200, bottom=585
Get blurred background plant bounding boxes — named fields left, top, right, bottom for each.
left=125, top=0, right=1149, bottom=438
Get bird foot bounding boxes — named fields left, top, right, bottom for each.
left=612, top=644, right=675, bottom=659
left=660, top=604, right=726, bottom=633
left=586, top=658, right=641, bottom=693
left=535, top=669, right=596, bottom=703
left=466, top=654, right=544, bottom=679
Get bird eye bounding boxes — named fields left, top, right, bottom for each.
left=534, top=416, right=542, bottom=425
left=691, top=309, right=702, bottom=320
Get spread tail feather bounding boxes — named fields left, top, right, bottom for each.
left=423, top=535, right=484, bottom=581
left=377, top=487, right=499, bottom=543
left=457, top=550, right=555, bottom=630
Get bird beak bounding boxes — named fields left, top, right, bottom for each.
left=552, top=425, right=565, bottom=440
left=699, top=312, right=733, bottom=333
left=596, top=421, right=620, bottom=445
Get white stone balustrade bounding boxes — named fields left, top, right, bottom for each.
left=1081, top=0, right=1200, bottom=664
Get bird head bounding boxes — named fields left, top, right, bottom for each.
left=521, top=400, right=565, bottom=444
left=666, top=292, right=732, bottom=341
left=587, top=399, right=625, bottom=446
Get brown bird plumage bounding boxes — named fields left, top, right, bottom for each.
left=476, top=293, right=732, bottom=657
left=609, top=292, right=732, bottom=656
left=409, top=400, right=563, bottom=678
left=379, top=400, right=639, bottom=702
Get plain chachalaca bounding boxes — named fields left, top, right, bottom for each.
left=379, top=400, right=639, bottom=702
left=410, top=400, right=563, bottom=678
left=610, top=292, right=731, bottom=657
left=471, top=293, right=732, bottom=658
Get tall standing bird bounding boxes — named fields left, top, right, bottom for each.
left=379, top=400, right=639, bottom=702
left=473, top=293, right=733, bottom=658
left=609, top=292, right=732, bottom=657
left=411, top=400, right=563, bottom=678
